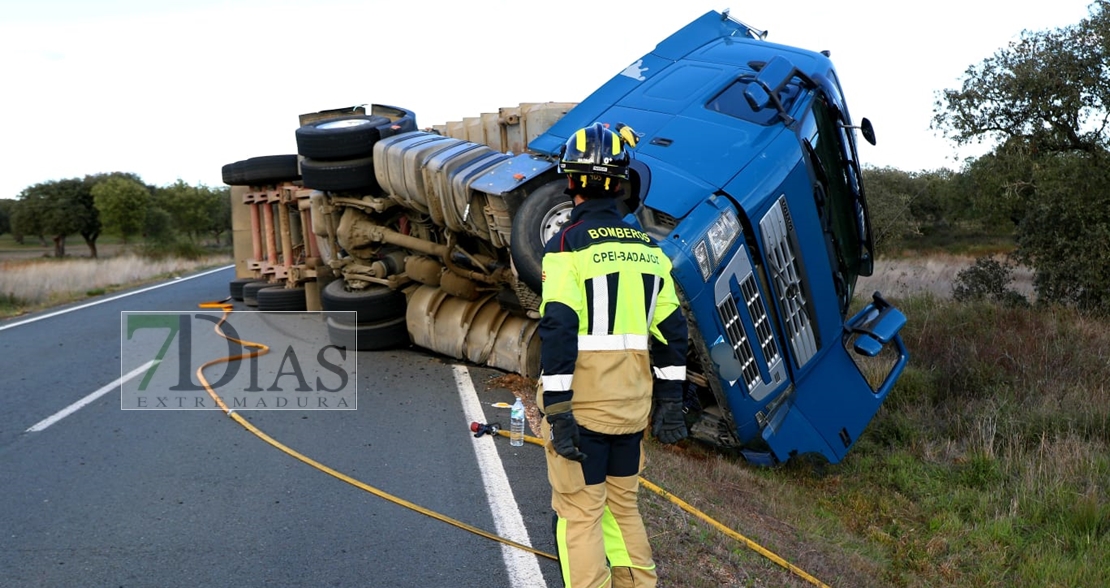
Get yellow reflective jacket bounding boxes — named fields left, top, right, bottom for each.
left=537, top=197, right=688, bottom=435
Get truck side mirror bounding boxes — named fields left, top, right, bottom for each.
left=842, top=118, right=877, bottom=146
left=850, top=293, right=906, bottom=357
left=743, top=56, right=800, bottom=125
left=860, top=118, right=876, bottom=145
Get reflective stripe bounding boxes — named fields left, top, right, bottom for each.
left=644, top=274, right=660, bottom=329
left=578, top=334, right=649, bottom=351
left=652, top=365, right=687, bottom=381
left=589, top=277, right=609, bottom=337
left=575, top=128, right=587, bottom=152
left=601, top=505, right=632, bottom=567
left=556, top=517, right=573, bottom=587
left=542, top=374, right=574, bottom=392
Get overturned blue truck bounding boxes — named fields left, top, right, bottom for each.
left=222, top=10, right=909, bottom=465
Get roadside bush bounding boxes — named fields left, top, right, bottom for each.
left=0, top=292, right=23, bottom=311
left=951, top=255, right=1029, bottom=307
left=139, top=239, right=209, bottom=260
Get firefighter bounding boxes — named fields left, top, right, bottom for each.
left=537, top=122, right=689, bottom=588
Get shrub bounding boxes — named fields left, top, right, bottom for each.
left=951, top=255, right=1029, bottom=307
left=139, top=239, right=208, bottom=260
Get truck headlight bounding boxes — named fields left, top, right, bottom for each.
left=693, top=210, right=741, bottom=281
left=707, top=210, right=741, bottom=260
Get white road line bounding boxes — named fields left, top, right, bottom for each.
left=452, top=365, right=548, bottom=588
left=26, top=359, right=157, bottom=433
left=0, top=264, right=234, bottom=333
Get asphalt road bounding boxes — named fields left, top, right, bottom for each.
left=0, top=266, right=560, bottom=588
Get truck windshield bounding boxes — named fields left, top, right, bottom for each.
left=804, top=94, right=871, bottom=315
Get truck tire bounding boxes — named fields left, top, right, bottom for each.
left=257, top=285, right=308, bottom=311
left=320, top=279, right=406, bottom=325
left=510, top=179, right=573, bottom=293
left=229, top=278, right=264, bottom=301
left=221, top=155, right=300, bottom=187
left=325, top=316, right=410, bottom=351
left=300, top=156, right=379, bottom=193
left=242, top=281, right=274, bottom=307
left=295, top=115, right=392, bottom=160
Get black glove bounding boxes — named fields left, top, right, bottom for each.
left=547, top=412, right=587, bottom=462
left=651, top=399, right=687, bottom=444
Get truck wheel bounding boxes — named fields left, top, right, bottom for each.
left=221, top=155, right=300, bottom=186
left=242, top=281, right=274, bottom=307
left=510, top=179, right=572, bottom=293
left=257, top=285, right=308, bottom=311
left=301, top=156, right=379, bottom=193
left=326, top=316, right=410, bottom=351
left=295, top=115, right=392, bottom=160
left=320, top=279, right=406, bottom=325
left=229, top=278, right=264, bottom=301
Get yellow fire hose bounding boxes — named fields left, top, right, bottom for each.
left=195, top=300, right=828, bottom=587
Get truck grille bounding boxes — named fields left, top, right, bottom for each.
left=709, top=238, right=788, bottom=401
left=740, top=274, right=779, bottom=364
left=760, top=196, right=817, bottom=367
left=716, top=295, right=761, bottom=391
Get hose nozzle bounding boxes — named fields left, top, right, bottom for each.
left=470, top=421, right=501, bottom=438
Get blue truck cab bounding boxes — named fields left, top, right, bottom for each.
left=529, top=10, right=909, bottom=464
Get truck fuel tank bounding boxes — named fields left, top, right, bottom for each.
left=406, top=285, right=541, bottom=378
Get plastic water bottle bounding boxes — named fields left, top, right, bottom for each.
left=510, top=397, right=525, bottom=447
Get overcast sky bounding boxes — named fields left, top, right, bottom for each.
left=0, top=0, right=1098, bottom=199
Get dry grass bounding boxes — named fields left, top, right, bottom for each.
left=639, top=442, right=886, bottom=588
left=0, top=253, right=231, bottom=315
left=858, top=254, right=1034, bottom=301
left=837, top=296, right=1110, bottom=587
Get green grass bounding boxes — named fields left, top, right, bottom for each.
left=635, top=293, right=1110, bottom=587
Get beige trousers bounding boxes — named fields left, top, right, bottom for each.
left=543, top=419, right=657, bottom=588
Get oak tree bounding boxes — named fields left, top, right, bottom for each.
left=933, top=0, right=1110, bottom=310
left=92, top=176, right=151, bottom=244
left=14, top=179, right=90, bottom=257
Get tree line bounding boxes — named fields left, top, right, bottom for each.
left=856, top=1, right=1110, bottom=312
left=0, top=174, right=230, bottom=258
